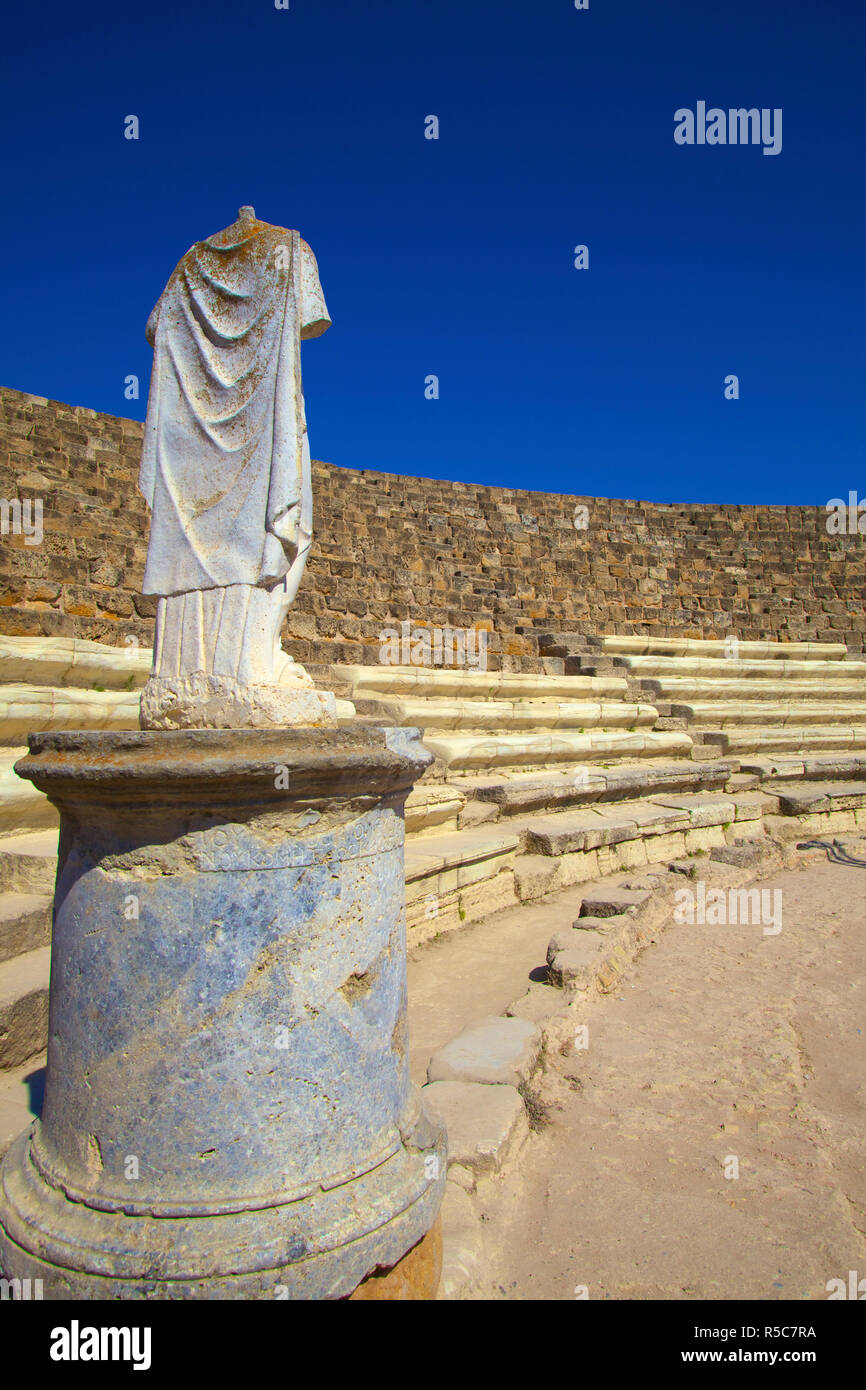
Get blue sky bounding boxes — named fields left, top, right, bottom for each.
left=1, top=0, right=863, bottom=503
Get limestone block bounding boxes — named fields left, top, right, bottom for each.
left=579, top=886, right=651, bottom=918
left=684, top=825, right=727, bottom=854
left=422, top=1080, right=528, bottom=1175
left=506, top=984, right=572, bottom=1025
left=0, top=686, right=141, bottom=740
left=513, top=854, right=561, bottom=901
left=0, top=893, right=52, bottom=965
left=338, top=665, right=628, bottom=701
left=644, top=830, right=687, bottom=864
left=649, top=793, right=737, bottom=828
left=548, top=940, right=604, bottom=991
left=437, top=1183, right=484, bottom=1299
left=0, top=635, right=152, bottom=690
left=0, top=832, right=57, bottom=894
left=404, top=783, right=466, bottom=836
left=0, top=946, right=50, bottom=1069
left=0, top=754, right=57, bottom=835
left=427, top=1016, right=541, bottom=1087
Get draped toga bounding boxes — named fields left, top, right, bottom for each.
left=138, top=212, right=330, bottom=684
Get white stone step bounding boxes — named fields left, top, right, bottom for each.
left=702, top=727, right=866, bottom=754
left=0, top=750, right=58, bottom=835
left=522, top=802, right=692, bottom=856
left=0, top=634, right=151, bottom=689
left=361, top=696, right=658, bottom=732
left=460, top=759, right=734, bottom=816
left=643, top=679, right=865, bottom=703
left=422, top=729, right=694, bottom=773
left=0, top=829, right=58, bottom=893
left=405, top=828, right=520, bottom=893
left=337, top=665, right=628, bottom=700
left=772, top=782, right=866, bottom=815
left=0, top=892, right=52, bottom=965
left=740, top=754, right=866, bottom=781
left=598, top=636, right=849, bottom=660
left=678, top=702, right=866, bottom=727
left=0, top=685, right=141, bottom=740
left=617, top=655, right=866, bottom=680
left=404, top=828, right=522, bottom=938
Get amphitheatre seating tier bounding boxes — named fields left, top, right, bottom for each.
left=5, top=633, right=866, bottom=1154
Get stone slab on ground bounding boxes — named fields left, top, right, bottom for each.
left=548, top=936, right=609, bottom=990
left=505, top=983, right=572, bottom=1026
left=422, top=1079, right=528, bottom=1175
left=578, top=886, right=652, bottom=917
left=710, top=841, right=770, bottom=869
left=427, top=1015, right=541, bottom=1087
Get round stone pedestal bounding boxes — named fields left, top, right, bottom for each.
left=0, top=726, right=445, bottom=1299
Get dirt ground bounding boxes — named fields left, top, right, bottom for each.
left=460, top=858, right=866, bottom=1300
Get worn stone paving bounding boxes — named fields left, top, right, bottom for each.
left=466, top=859, right=866, bottom=1300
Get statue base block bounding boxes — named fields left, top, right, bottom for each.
left=140, top=672, right=338, bottom=730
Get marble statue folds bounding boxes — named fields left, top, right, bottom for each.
left=138, top=206, right=337, bottom=727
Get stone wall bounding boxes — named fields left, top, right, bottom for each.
left=1, top=384, right=864, bottom=668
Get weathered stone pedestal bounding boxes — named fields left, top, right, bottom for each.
left=0, top=725, right=445, bottom=1299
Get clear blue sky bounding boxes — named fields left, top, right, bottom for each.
left=1, top=0, right=863, bottom=504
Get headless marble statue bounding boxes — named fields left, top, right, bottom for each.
left=138, top=206, right=337, bottom=728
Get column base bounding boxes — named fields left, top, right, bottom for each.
left=0, top=1120, right=445, bottom=1300
left=348, top=1215, right=442, bottom=1300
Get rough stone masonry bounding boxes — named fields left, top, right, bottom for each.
left=1, top=385, right=864, bottom=668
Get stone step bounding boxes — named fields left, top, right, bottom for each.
left=421, top=1080, right=527, bottom=1176
left=596, top=636, right=849, bottom=660
left=523, top=802, right=693, bottom=856
left=353, top=696, right=658, bottom=732
left=611, top=655, right=866, bottom=681
left=640, top=679, right=866, bottom=703
left=0, top=750, right=59, bottom=835
left=461, top=759, right=735, bottom=817
left=404, top=828, right=522, bottom=938
left=405, top=784, right=467, bottom=837
left=771, top=781, right=866, bottom=815
left=0, top=634, right=151, bottom=690
left=0, top=685, right=141, bottom=740
left=0, top=945, right=50, bottom=1069
left=0, top=830, right=58, bottom=893
left=698, top=727, right=866, bottom=755
left=426, top=1016, right=541, bottom=1088
left=334, top=665, right=628, bottom=701
left=518, top=790, right=768, bottom=859
left=422, top=729, right=694, bottom=773
left=0, top=892, right=52, bottom=965
left=667, top=701, right=866, bottom=727
left=740, top=754, right=866, bottom=781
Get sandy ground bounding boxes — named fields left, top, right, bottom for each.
left=455, top=859, right=866, bottom=1300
